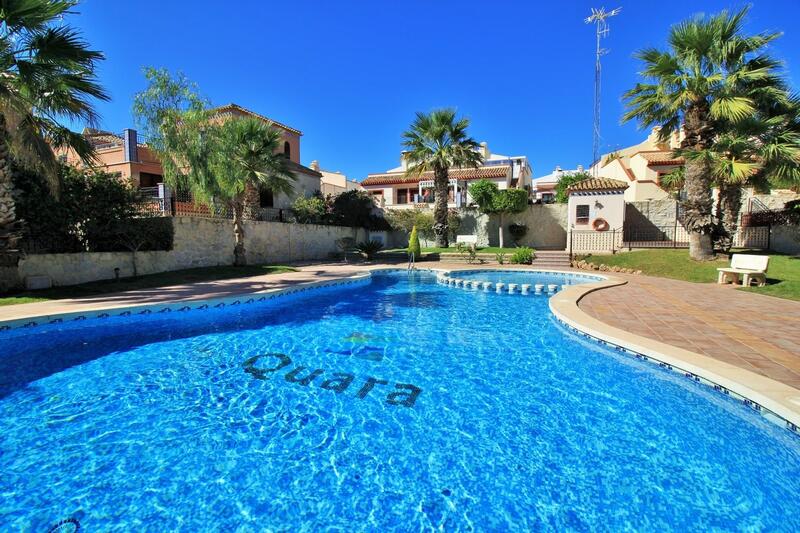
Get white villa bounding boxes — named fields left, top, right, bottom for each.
left=361, top=142, right=532, bottom=209
left=532, top=165, right=587, bottom=203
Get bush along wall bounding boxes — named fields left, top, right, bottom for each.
left=14, top=164, right=174, bottom=254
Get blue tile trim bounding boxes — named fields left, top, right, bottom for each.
left=553, top=316, right=800, bottom=438
left=0, top=274, right=372, bottom=332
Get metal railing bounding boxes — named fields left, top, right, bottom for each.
left=169, top=190, right=293, bottom=222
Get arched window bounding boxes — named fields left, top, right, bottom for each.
left=283, top=141, right=291, bottom=159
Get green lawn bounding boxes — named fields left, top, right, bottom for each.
left=383, top=247, right=523, bottom=255
left=0, top=264, right=298, bottom=306
left=581, top=249, right=800, bottom=301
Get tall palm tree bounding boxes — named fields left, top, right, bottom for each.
left=402, top=109, right=483, bottom=247
left=214, top=117, right=295, bottom=266
left=0, top=0, right=108, bottom=254
left=623, top=7, right=782, bottom=260
left=682, top=97, right=800, bottom=251
left=134, top=70, right=296, bottom=266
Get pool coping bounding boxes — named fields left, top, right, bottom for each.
left=0, top=272, right=374, bottom=331
left=546, top=273, right=800, bottom=432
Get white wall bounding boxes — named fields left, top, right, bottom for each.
left=568, top=192, right=626, bottom=230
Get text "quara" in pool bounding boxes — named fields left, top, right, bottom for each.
left=242, top=353, right=422, bottom=408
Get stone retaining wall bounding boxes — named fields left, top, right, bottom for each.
left=17, top=217, right=367, bottom=288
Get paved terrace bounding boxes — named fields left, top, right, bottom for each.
left=1, top=262, right=799, bottom=392
left=579, top=274, right=800, bottom=390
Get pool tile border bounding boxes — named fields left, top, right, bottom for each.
left=0, top=273, right=373, bottom=331
left=543, top=273, right=800, bottom=435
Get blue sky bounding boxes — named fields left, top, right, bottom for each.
left=70, top=0, right=800, bottom=180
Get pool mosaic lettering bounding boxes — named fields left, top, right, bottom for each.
left=242, top=353, right=422, bottom=407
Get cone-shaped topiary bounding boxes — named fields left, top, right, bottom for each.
left=408, top=225, right=421, bottom=258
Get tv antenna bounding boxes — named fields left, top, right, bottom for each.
left=585, top=6, right=621, bottom=176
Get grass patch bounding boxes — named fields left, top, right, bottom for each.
left=0, top=264, right=298, bottom=306
left=582, top=249, right=800, bottom=301
left=383, top=247, right=522, bottom=255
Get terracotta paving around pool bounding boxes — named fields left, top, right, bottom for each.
left=579, top=274, right=800, bottom=390
left=2, top=261, right=799, bottom=393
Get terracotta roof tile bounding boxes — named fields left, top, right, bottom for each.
left=567, top=178, right=629, bottom=193
left=211, top=104, right=303, bottom=136
left=636, top=151, right=685, bottom=165
left=362, top=165, right=509, bottom=186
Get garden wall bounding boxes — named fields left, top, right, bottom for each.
left=626, top=198, right=679, bottom=228
left=770, top=225, right=800, bottom=255
left=455, top=205, right=568, bottom=249
left=18, top=217, right=367, bottom=287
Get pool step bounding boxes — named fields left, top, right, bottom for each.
left=531, top=251, right=571, bottom=269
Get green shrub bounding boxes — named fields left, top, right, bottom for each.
left=468, top=179, right=498, bottom=211
left=292, top=194, right=327, bottom=224
left=331, top=190, right=375, bottom=227
left=408, top=225, right=421, bottom=258
left=495, top=252, right=506, bottom=265
left=14, top=164, right=173, bottom=253
left=554, top=172, right=591, bottom=203
left=455, top=242, right=479, bottom=264
left=510, top=247, right=535, bottom=264
left=356, top=239, right=384, bottom=259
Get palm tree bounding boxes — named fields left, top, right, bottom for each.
left=0, top=0, right=108, bottom=255
left=134, top=70, right=296, bottom=266
left=682, top=97, right=800, bottom=251
left=402, top=109, right=483, bottom=247
left=214, top=117, right=295, bottom=266
left=623, top=7, right=782, bottom=260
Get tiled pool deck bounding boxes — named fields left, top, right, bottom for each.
left=1, top=261, right=798, bottom=397
left=579, top=273, right=800, bottom=391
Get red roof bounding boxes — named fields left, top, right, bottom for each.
left=362, top=165, right=509, bottom=186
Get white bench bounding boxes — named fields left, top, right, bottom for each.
left=717, top=254, right=769, bottom=287
left=456, top=235, right=478, bottom=249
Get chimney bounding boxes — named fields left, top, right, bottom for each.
left=577, top=165, right=584, bottom=172
left=480, top=141, right=490, bottom=159
left=123, top=129, right=138, bottom=163
left=400, top=151, right=409, bottom=170
left=310, top=160, right=320, bottom=171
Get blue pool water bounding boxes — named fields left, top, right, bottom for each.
left=453, top=269, right=597, bottom=287
left=1, top=270, right=799, bottom=531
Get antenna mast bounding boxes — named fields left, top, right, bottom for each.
left=585, top=6, right=621, bottom=176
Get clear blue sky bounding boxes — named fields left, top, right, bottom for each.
left=69, top=0, right=800, bottom=180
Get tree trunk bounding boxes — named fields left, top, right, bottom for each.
left=433, top=165, right=449, bottom=248
left=716, top=181, right=742, bottom=253
left=232, top=198, right=247, bottom=266
left=681, top=101, right=715, bottom=261
left=0, top=117, right=22, bottom=254
left=498, top=213, right=504, bottom=249
left=0, top=116, right=23, bottom=292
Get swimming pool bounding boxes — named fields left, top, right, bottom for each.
left=451, top=269, right=599, bottom=287
left=1, top=270, right=799, bottom=531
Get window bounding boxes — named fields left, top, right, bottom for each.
left=283, top=141, right=291, bottom=159
left=575, top=204, right=590, bottom=225
left=139, top=172, right=163, bottom=188
left=397, top=188, right=409, bottom=204
left=260, top=188, right=274, bottom=208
